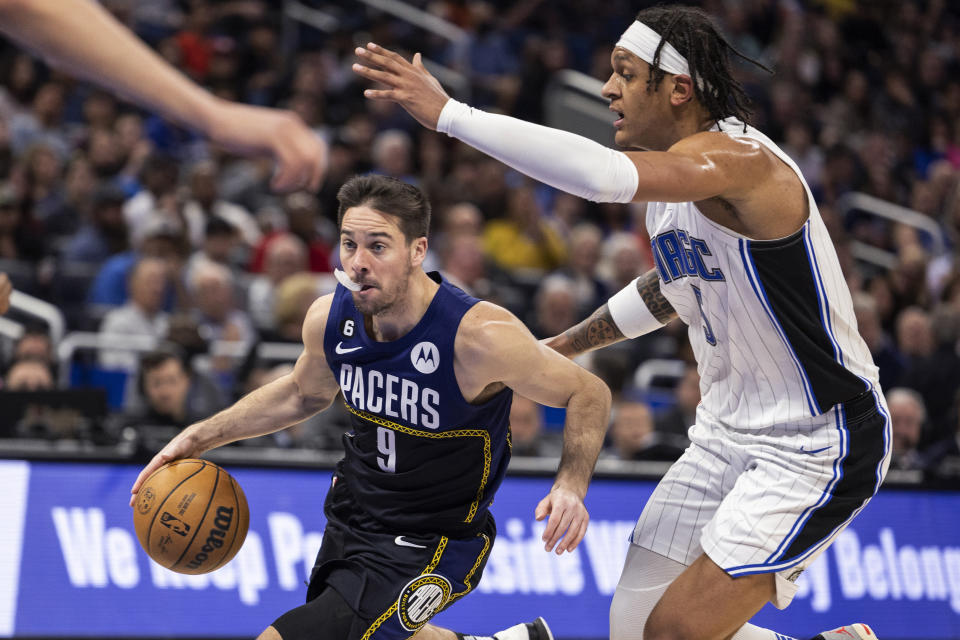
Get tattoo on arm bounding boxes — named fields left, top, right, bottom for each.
left=636, top=269, right=677, bottom=323
left=562, top=304, right=625, bottom=355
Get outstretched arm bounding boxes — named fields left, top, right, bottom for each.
left=546, top=269, right=677, bottom=358
left=457, top=303, right=612, bottom=554
left=0, top=0, right=326, bottom=191
left=129, top=295, right=340, bottom=504
left=352, top=43, right=768, bottom=205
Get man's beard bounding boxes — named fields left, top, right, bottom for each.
left=352, top=260, right=413, bottom=316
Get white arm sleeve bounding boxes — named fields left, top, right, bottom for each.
left=607, top=277, right=666, bottom=339
left=437, top=99, right=639, bottom=203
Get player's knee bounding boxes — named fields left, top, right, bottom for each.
left=256, top=625, right=284, bottom=640
left=643, top=610, right=698, bottom=640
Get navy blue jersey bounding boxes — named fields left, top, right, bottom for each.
left=324, top=273, right=513, bottom=538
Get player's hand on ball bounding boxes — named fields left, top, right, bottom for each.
left=129, top=430, right=204, bottom=507
left=535, top=485, right=590, bottom=554
left=353, top=43, right=450, bottom=131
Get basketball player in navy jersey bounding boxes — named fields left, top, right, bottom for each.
left=353, top=5, right=889, bottom=640
left=131, top=174, right=612, bottom=640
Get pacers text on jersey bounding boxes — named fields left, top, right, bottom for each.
left=338, top=363, right=441, bottom=429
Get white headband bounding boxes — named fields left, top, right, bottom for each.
left=616, top=21, right=690, bottom=76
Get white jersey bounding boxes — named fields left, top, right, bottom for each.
left=645, top=117, right=879, bottom=430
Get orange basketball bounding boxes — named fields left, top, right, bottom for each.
left=133, top=458, right=249, bottom=575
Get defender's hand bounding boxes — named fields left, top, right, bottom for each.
left=534, top=485, right=590, bottom=554
left=206, top=100, right=327, bottom=192
left=129, top=431, right=203, bottom=507
left=353, top=43, right=450, bottom=131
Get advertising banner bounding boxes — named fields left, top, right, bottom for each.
left=0, top=460, right=956, bottom=639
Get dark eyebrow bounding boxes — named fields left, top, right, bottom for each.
left=339, top=229, right=395, bottom=240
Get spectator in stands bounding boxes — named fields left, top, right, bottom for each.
left=924, top=389, right=960, bottom=477
left=887, top=387, right=928, bottom=471
left=188, top=260, right=255, bottom=347
left=897, top=305, right=960, bottom=434
left=22, top=141, right=64, bottom=222
left=98, top=256, right=170, bottom=371
left=529, top=274, right=577, bottom=340
left=44, top=155, right=95, bottom=239
left=896, top=306, right=934, bottom=363
left=61, top=182, right=129, bottom=264
left=183, top=215, right=241, bottom=286
left=508, top=393, right=562, bottom=458
left=425, top=201, right=484, bottom=272
left=439, top=231, right=526, bottom=313
left=852, top=292, right=903, bottom=391
left=283, top=191, right=334, bottom=272
left=8, top=81, right=68, bottom=157
left=248, top=232, right=308, bottom=332
left=11, top=323, right=54, bottom=369
left=5, top=356, right=55, bottom=391
left=371, top=129, right=418, bottom=186
left=125, top=348, right=225, bottom=431
left=556, top=223, right=608, bottom=319
left=607, top=397, right=685, bottom=462
left=600, top=232, right=648, bottom=294
left=267, top=271, right=323, bottom=343
left=123, top=152, right=179, bottom=246
left=483, top=181, right=567, bottom=274
left=0, top=182, right=44, bottom=263
left=654, top=364, right=699, bottom=444
left=182, top=160, right=261, bottom=248
left=249, top=191, right=332, bottom=274
left=87, top=216, right=183, bottom=307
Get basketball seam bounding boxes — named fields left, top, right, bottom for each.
left=170, top=464, right=221, bottom=571
left=144, top=460, right=206, bottom=556
left=208, top=474, right=242, bottom=572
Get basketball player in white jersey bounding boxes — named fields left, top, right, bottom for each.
left=352, top=5, right=890, bottom=640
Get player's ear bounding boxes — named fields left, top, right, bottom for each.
left=410, top=236, right=428, bottom=266
left=670, top=74, right=696, bottom=106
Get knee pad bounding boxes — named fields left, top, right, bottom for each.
left=609, top=545, right=687, bottom=640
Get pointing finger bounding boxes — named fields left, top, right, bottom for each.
left=363, top=89, right=400, bottom=101
left=368, top=42, right=407, bottom=64
left=358, top=44, right=409, bottom=72
left=352, top=63, right=396, bottom=86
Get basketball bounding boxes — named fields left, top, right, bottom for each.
left=132, top=459, right=249, bottom=575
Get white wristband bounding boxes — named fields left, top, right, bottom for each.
left=436, top=99, right=639, bottom=204
left=607, top=277, right=666, bottom=339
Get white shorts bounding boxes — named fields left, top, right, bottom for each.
left=632, top=389, right=891, bottom=609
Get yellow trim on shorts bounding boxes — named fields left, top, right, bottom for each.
left=359, top=537, right=450, bottom=640
left=345, top=404, right=492, bottom=523
left=448, top=532, right=491, bottom=605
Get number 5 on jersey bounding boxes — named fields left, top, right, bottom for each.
left=377, top=426, right=396, bottom=472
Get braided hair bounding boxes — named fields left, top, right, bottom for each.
left=635, top=5, right=771, bottom=128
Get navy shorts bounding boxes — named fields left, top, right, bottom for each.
left=295, top=474, right=495, bottom=640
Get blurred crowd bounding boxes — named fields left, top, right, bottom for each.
left=0, top=0, right=958, bottom=482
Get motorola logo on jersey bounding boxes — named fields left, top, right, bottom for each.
left=411, top=341, right=440, bottom=374
left=652, top=229, right=726, bottom=284
left=339, top=363, right=441, bottom=428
